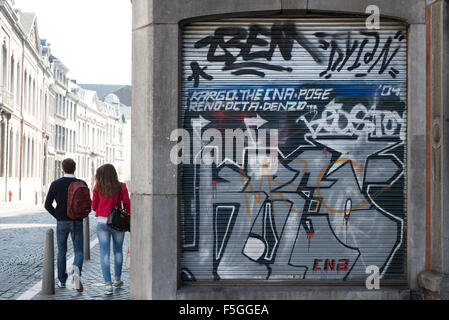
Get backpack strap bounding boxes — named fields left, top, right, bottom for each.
left=72, top=179, right=82, bottom=242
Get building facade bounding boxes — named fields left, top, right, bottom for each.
left=102, top=93, right=126, bottom=181
left=0, top=0, right=53, bottom=204
left=131, top=0, right=449, bottom=299
left=0, top=0, right=129, bottom=206
left=50, top=55, right=78, bottom=181
left=73, top=83, right=105, bottom=189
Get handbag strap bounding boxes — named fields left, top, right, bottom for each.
left=115, top=183, right=122, bottom=208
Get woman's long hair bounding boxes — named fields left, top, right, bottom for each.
left=95, top=164, right=121, bottom=198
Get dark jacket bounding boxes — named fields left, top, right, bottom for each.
left=44, top=176, right=87, bottom=221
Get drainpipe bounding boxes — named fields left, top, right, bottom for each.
left=18, top=38, right=24, bottom=200
left=41, top=73, right=46, bottom=199
left=4, top=112, right=10, bottom=202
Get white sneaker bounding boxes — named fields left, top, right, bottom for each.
left=72, top=266, right=83, bottom=292
left=112, top=279, right=123, bottom=289
left=104, top=284, right=113, bottom=295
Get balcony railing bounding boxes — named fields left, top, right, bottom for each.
left=0, top=86, right=14, bottom=110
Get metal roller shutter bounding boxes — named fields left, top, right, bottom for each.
left=179, top=18, right=407, bottom=283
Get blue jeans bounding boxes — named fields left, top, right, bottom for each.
left=56, top=220, right=83, bottom=284
left=96, top=222, right=125, bottom=285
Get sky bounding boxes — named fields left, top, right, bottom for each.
left=14, top=0, right=132, bottom=85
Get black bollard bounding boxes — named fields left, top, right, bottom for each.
left=41, top=229, right=55, bottom=295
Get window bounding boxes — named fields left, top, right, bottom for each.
left=10, top=56, right=14, bottom=96
left=2, top=47, right=7, bottom=88
left=31, top=138, right=34, bottom=177
left=16, top=63, right=20, bottom=107
left=39, top=89, right=42, bottom=120
left=56, top=125, right=60, bottom=150
left=26, top=137, right=30, bottom=177
left=44, top=93, right=48, bottom=124
left=62, top=128, right=65, bottom=151
left=23, top=71, right=27, bottom=112
left=32, top=79, right=36, bottom=117
left=63, top=97, right=66, bottom=118
left=87, top=124, right=90, bottom=147
left=27, top=75, right=31, bottom=114
left=55, top=160, right=61, bottom=179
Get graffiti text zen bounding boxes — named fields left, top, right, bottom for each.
left=301, top=100, right=406, bottom=139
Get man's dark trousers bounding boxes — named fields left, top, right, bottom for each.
left=56, top=220, right=83, bottom=284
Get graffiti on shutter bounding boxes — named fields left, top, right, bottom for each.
left=180, top=19, right=407, bottom=281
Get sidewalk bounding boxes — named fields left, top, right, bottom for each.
left=0, top=201, right=46, bottom=215
left=1, top=202, right=131, bottom=300
left=31, top=221, right=130, bottom=300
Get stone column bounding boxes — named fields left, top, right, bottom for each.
left=131, top=5, right=180, bottom=298
left=418, top=0, right=449, bottom=299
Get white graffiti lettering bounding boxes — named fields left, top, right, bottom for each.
left=300, top=99, right=405, bottom=139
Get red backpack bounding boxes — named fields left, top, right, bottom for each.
left=67, top=180, right=92, bottom=220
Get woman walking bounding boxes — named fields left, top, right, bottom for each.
left=92, top=164, right=130, bottom=295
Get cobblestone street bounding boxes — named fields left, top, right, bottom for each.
left=0, top=203, right=130, bottom=300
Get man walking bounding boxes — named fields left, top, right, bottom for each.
left=44, top=158, right=86, bottom=292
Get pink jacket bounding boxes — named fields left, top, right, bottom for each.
left=92, top=183, right=131, bottom=217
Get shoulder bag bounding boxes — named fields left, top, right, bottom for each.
left=107, top=183, right=130, bottom=232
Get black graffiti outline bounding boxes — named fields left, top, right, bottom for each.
left=189, top=23, right=323, bottom=87
left=181, top=133, right=405, bottom=281
left=212, top=203, right=241, bottom=280
left=316, top=30, right=404, bottom=79
left=363, top=155, right=403, bottom=191
left=187, top=62, right=213, bottom=88
left=182, top=163, right=202, bottom=251
left=181, top=268, right=196, bottom=281
left=287, top=214, right=361, bottom=280
left=309, top=135, right=403, bottom=194
left=223, top=147, right=367, bottom=280
left=241, top=198, right=299, bottom=280
left=269, top=146, right=339, bottom=194
left=253, top=146, right=403, bottom=279
left=313, top=157, right=404, bottom=278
